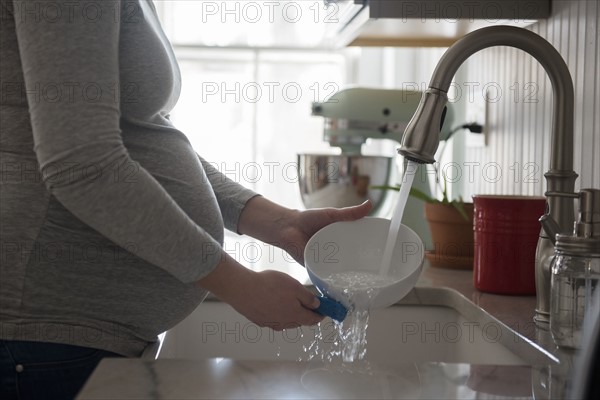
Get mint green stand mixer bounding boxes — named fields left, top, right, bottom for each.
left=298, top=87, right=458, bottom=250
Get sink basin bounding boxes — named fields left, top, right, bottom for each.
left=161, top=287, right=554, bottom=366
left=79, top=287, right=561, bottom=399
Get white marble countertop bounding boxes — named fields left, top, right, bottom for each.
left=78, top=358, right=542, bottom=399
left=77, top=262, right=577, bottom=399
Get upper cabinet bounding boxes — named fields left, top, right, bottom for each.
left=328, top=0, right=552, bottom=47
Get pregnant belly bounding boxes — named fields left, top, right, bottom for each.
left=18, top=126, right=225, bottom=345
left=122, top=126, right=224, bottom=245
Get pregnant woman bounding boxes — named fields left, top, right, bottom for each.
left=0, top=1, right=371, bottom=398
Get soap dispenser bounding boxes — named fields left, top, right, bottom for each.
left=548, top=189, right=600, bottom=349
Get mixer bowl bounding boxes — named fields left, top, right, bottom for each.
left=297, top=154, right=394, bottom=213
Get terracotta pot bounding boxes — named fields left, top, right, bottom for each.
left=424, top=202, right=474, bottom=269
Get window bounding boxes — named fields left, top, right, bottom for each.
left=155, top=2, right=352, bottom=282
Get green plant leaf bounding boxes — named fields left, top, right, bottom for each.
left=370, top=185, right=400, bottom=191
left=441, top=177, right=450, bottom=204
left=408, top=187, right=439, bottom=203
left=451, top=201, right=470, bottom=221
left=371, top=171, right=470, bottom=220
left=370, top=184, right=439, bottom=203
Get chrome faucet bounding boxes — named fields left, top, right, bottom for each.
left=398, top=25, right=578, bottom=327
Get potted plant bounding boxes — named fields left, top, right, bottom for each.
left=375, top=177, right=474, bottom=269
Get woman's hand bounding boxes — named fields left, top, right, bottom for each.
left=238, top=196, right=372, bottom=265
left=231, top=269, right=323, bottom=330
left=277, top=200, right=373, bottom=265
left=197, top=252, right=323, bottom=330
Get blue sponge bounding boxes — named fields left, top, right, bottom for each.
left=315, top=296, right=348, bottom=322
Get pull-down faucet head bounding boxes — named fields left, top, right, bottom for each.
left=399, top=88, right=448, bottom=164
left=399, top=25, right=579, bottom=327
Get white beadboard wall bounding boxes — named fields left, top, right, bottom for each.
left=457, top=0, right=599, bottom=199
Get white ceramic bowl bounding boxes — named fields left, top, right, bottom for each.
left=305, top=217, right=425, bottom=310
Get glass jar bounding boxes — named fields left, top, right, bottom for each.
left=550, top=239, right=600, bottom=349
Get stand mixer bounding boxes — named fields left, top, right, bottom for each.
left=297, top=87, right=456, bottom=248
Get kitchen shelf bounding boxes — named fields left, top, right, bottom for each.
left=329, top=0, right=552, bottom=47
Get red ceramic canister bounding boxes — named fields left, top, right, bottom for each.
left=473, top=195, right=546, bottom=295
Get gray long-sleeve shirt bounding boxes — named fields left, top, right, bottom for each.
left=0, top=0, right=257, bottom=356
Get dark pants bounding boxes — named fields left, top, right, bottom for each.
left=0, top=340, right=123, bottom=400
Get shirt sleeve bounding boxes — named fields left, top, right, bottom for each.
left=12, top=0, right=221, bottom=283
left=198, top=156, right=259, bottom=233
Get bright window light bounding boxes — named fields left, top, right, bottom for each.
left=155, top=2, right=351, bottom=281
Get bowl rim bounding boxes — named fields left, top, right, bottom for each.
left=304, top=217, right=425, bottom=307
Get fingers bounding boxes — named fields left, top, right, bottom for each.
left=335, top=199, right=373, bottom=221
left=300, top=309, right=325, bottom=327
left=354, top=199, right=373, bottom=216
left=294, top=305, right=324, bottom=328
left=247, top=271, right=324, bottom=330
left=298, top=288, right=320, bottom=309
left=267, top=303, right=323, bottom=331
left=294, top=287, right=324, bottom=327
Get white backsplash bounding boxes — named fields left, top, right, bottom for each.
left=456, top=0, right=599, bottom=199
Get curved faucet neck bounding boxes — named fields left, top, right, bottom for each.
left=429, top=26, right=574, bottom=173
